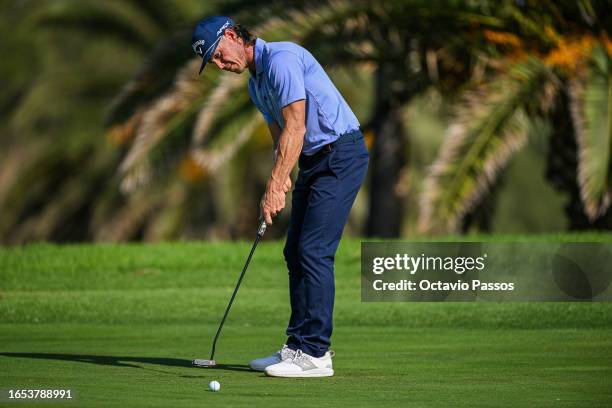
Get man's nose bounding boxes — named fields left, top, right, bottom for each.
left=213, top=60, right=224, bottom=70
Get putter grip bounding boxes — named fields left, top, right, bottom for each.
left=257, top=219, right=267, bottom=237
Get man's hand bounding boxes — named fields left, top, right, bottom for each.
left=261, top=182, right=285, bottom=225
left=260, top=177, right=291, bottom=224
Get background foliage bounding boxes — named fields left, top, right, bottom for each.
left=1, top=0, right=611, bottom=244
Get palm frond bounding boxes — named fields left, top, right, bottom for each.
left=192, top=73, right=249, bottom=145
left=419, top=58, right=558, bottom=233
left=94, top=189, right=161, bottom=242
left=105, top=29, right=194, bottom=127
left=31, top=0, right=165, bottom=48
left=31, top=0, right=200, bottom=129
left=192, top=111, right=264, bottom=174
left=569, top=45, right=612, bottom=220
left=126, top=0, right=195, bottom=29
left=119, top=59, right=203, bottom=193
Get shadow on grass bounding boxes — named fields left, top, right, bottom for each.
left=0, top=353, right=252, bottom=373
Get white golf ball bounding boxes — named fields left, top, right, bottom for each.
left=208, top=380, right=220, bottom=392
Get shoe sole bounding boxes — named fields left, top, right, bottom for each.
left=264, top=368, right=334, bottom=378
left=250, top=360, right=282, bottom=372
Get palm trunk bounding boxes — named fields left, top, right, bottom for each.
left=366, top=65, right=407, bottom=237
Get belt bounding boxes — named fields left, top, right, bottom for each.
left=318, top=129, right=363, bottom=154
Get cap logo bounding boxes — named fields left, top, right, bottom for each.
left=216, top=20, right=231, bottom=36
left=192, top=39, right=206, bottom=57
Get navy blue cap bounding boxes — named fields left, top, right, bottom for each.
left=192, top=16, right=235, bottom=75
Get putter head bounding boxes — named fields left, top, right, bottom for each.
left=193, top=359, right=216, bottom=368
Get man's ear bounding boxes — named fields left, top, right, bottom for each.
left=225, top=28, right=242, bottom=44
left=225, top=28, right=236, bottom=40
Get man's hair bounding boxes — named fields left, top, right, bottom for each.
left=231, top=24, right=256, bottom=46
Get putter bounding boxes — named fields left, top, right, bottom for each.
left=193, top=219, right=267, bottom=368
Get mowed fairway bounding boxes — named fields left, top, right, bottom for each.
left=1, top=236, right=612, bottom=407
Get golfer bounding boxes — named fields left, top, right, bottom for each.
left=192, top=16, right=368, bottom=378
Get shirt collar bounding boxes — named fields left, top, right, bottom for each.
left=253, top=37, right=266, bottom=76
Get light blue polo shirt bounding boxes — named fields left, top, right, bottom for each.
left=248, top=38, right=360, bottom=155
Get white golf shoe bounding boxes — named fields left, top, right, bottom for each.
left=249, top=345, right=297, bottom=372
left=264, top=349, right=334, bottom=378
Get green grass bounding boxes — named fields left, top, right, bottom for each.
left=1, top=236, right=612, bottom=407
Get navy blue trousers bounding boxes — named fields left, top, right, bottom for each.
left=283, top=130, right=369, bottom=357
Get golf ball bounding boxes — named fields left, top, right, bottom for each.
left=208, top=380, right=220, bottom=392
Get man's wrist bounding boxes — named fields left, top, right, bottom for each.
left=266, top=177, right=285, bottom=193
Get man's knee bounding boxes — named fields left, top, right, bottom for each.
left=297, top=239, right=334, bottom=274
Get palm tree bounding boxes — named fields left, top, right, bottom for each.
left=0, top=0, right=206, bottom=243
left=419, top=0, right=612, bottom=234
left=109, top=0, right=506, bottom=238
left=7, top=0, right=577, bottom=242
left=105, top=3, right=369, bottom=240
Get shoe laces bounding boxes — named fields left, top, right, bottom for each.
left=280, top=345, right=296, bottom=360
left=291, top=349, right=308, bottom=364
left=292, top=349, right=334, bottom=363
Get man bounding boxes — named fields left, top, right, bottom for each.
left=192, top=16, right=369, bottom=378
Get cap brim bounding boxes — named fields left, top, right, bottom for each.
left=197, top=36, right=222, bottom=76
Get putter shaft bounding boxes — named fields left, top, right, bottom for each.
left=208, top=220, right=267, bottom=362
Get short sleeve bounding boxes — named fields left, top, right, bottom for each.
left=248, top=81, right=274, bottom=124
left=268, top=51, right=306, bottom=108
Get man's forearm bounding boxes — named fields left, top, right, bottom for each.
left=268, top=122, right=282, bottom=154
left=272, top=133, right=280, bottom=153
left=260, top=101, right=305, bottom=224
left=268, top=126, right=304, bottom=190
